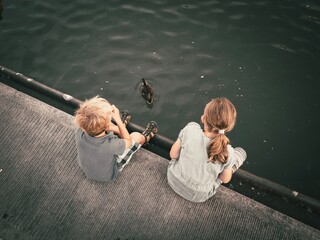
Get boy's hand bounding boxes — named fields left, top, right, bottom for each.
left=109, top=122, right=120, bottom=134
left=111, top=105, right=122, bottom=123
left=110, top=105, right=131, bottom=147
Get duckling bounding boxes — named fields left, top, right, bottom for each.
left=140, top=78, right=154, bottom=105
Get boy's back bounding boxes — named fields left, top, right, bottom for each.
left=75, top=128, right=125, bottom=181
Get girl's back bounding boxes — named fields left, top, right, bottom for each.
left=167, top=122, right=235, bottom=202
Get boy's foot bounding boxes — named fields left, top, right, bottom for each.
left=232, top=147, right=247, bottom=173
left=120, top=110, right=131, bottom=125
left=142, top=121, right=158, bottom=145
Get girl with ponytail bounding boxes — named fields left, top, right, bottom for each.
left=167, top=97, right=246, bottom=202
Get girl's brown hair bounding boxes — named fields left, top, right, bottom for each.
left=204, top=97, right=237, bottom=164
left=74, top=96, right=112, bottom=136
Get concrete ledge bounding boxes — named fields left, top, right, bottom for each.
left=0, top=82, right=319, bottom=240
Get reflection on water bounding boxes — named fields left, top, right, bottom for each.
left=0, top=0, right=319, bottom=200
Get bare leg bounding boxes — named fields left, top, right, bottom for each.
left=130, top=121, right=158, bottom=145
left=130, top=132, right=145, bottom=145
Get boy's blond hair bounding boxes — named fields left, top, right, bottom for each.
left=75, top=96, right=112, bottom=136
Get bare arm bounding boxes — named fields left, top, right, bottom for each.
left=218, top=168, right=232, bottom=183
left=109, top=122, right=120, bottom=135
left=111, top=105, right=131, bottom=148
left=170, top=139, right=181, bottom=160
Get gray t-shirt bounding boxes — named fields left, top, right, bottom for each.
left=167, top=122, right=235, bottom=202
left=75, top=128, right=126, bottom=182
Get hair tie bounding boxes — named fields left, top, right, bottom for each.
left=218, top=129, right=225, bottom=134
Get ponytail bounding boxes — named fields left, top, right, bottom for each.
left=204, top=97, right=237, bottom=164
left=208, top=134, right=230, bottom=164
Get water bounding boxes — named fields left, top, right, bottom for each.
left=1, top=0, right=319, bottom=200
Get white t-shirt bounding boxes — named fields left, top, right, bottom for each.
left=167, top=122, right=235, bottom=202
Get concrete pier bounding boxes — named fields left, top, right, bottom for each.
left=0, top=82, right=319, bottom=240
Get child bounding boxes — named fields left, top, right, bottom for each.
left=74, top=96, right=158, bottom=182
left=167, top=97, right=246, bottom=202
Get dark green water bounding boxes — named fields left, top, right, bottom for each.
left=1, top=0, right=319, bottom=200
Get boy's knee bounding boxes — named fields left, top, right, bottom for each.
left=130, top=132, right=144, bottom=144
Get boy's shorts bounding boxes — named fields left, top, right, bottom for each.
left=116, top=141, right=141, bottom=171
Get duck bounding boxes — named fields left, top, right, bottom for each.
left=140, top=78, right=154, bottom=105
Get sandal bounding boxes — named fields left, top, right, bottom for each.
left=120, top=110, right=131, bottom=126
left=142, top=121, right=158, bottom=145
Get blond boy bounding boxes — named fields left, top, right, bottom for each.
left=74, top=96, right=158, bottom=181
